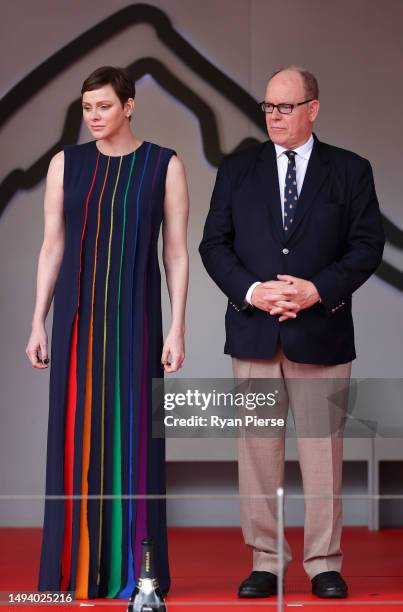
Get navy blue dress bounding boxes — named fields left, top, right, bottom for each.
left=38, top=140, right=175, bottom=599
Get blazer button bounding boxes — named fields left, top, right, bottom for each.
left=282, top=248, right=289, bottom=255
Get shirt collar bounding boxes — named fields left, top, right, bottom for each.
left=274, top=134, right=314, bottom=160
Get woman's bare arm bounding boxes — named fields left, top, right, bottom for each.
left=161, top=155, right=189, bottom=373
left=25, top=151, right=65, bottom=369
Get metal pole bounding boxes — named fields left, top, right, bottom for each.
left=277, top=487, right=284, bottom=612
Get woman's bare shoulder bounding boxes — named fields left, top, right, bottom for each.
left=46, top=151, right=64, bottom=185
left=49, top=150, right=64, bottom=167
left=166, top=154, right=186, bottom=180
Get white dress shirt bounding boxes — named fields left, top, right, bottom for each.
left=245, top=134, right=314, bottom=305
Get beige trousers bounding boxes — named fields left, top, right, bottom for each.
left=232, top=343, right=352, bottom=579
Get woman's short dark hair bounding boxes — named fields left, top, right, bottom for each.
left=81, top=66, right=135, bottom=106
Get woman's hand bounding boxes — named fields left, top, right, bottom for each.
left=161, top=329, right=185, bottom=373
left=26, top=323, right=49, bottom=369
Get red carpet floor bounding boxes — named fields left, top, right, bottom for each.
left=0, top=527, right=402, bottom=611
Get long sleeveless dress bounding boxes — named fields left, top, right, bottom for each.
left=38, top=140, right=175, bottom=599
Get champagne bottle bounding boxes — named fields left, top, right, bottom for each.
left=127, top=539, right=167, bottom=611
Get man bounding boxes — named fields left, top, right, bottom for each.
left=199, top=66, right=385, bottom=599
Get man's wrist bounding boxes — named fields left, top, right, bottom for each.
left=245, top=281, right=262, bottom=305
left=309, top=281, right=321, bottom=304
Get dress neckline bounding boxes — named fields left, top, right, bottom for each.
left=94, top=139, right=146, bottom=158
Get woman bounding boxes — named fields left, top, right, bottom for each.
left=25, top=66, right=189, bottom=599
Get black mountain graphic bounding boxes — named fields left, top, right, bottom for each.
left=0, top=3, right=401, bottom=290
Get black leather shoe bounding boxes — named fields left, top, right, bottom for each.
left=311, top=571, right=348, bottom=598
left=238, top=571, right=278, bottom=598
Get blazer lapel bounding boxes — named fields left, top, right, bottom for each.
left=256, top=141, right=284, bottom=242
left=285, top=135, right=330, bottom=242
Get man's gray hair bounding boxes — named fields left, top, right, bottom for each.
left=269, top=66, right=319, bottom=100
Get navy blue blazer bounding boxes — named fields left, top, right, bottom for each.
left=199, top=135, right=385, bottom=365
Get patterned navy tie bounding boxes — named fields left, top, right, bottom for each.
left=283, top=150, right=298, bottom=232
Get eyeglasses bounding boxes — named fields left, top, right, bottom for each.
left=259, top=99, right=315, bottom=114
